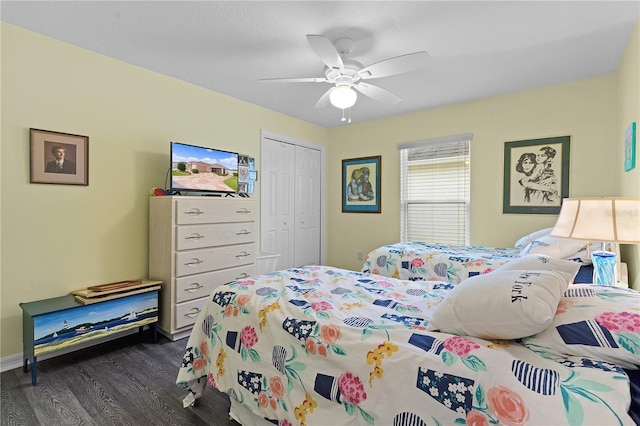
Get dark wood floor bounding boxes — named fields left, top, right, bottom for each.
left=1, top=331, right=239, bottom=426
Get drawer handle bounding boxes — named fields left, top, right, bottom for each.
left=237, top=273, right=250, bottom=279
left=236, top=229, right=251, bottom=235
left=184, top=283, right=203, bottom=292
left=185, top=308, right=201, bottom=318
left=235, top=251, right=251, bottom=258
left=236, top=208, right=252, bottom=214
left=185, top=233, right=204, bottom=240
left=184, top=259, right=204, bottom=266
left=185, top=209, right=204, bottom=216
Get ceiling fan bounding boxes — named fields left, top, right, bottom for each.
left=260, top=34, right=430, bottom=110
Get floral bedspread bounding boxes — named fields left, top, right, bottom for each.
left=175, top=266, right=633, bottom=425
left=361, top=242, right=520, bottom=283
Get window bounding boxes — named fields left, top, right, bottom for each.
left=399, top=134, right=471, bottom=244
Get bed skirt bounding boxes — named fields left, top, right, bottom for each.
left=230, top=399, right=273, bottom=426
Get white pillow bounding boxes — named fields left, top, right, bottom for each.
left=519, top=235, right=587, bottom=260
left=514, top=228, right=552, bottom=250
left=569, top=241, right=611, bottom=265
left=497, top=254, right=581, bottom=282
left=427, top=269, right=572, bottom=340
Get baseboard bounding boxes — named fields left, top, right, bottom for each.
left=1, top=352, right=24, bottom=372
left=0, top=328, right=140, bottom=373
left=158, top=327, right=191, bottom=341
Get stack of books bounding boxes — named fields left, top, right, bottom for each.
left=71, top=280, right=161, bottom=305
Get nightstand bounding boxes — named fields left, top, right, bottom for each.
left=615, top=262, right=629, bottom=288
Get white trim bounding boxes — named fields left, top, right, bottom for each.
left=230, top=398, right=273, bottom=426
left=397, top=133, right=473, bottom=150
left=1, top=352, right=24, bottom=372
left=261, top=129, right=325, bottom=153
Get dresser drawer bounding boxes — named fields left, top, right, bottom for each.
left=176, top=222, right=255, bottom=250
left=175, top=243, right=255, bottom=277
left=175, top=297, right=208, bottom=329
left=175, top=264, right=256, bottom=303
left=176, top=199, right=256, bottom=225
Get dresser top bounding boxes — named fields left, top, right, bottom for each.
left=151, top=195, right=254, bottom=201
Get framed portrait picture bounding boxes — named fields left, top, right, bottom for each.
left=342, top=155, right=381, bottom=213
left=503, top=136, right=570, bottom=214
left=30, top=128, right=89, bottom=186
left=625, top=122, right=636, bottom=172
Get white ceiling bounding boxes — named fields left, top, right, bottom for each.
left=2, top=1, right=639, bottom=128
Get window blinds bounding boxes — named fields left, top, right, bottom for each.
left=399, top=134, right=471, bottom=244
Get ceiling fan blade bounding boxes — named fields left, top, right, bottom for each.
left=306, top=34, right=344, bottom=71
left=314, top=87, right=335, bottom=108
left=354, top=82, right=401, bottom=104
left=259, top=77, right=328, bottom=83
left=358, top=51, right=430, bottom=80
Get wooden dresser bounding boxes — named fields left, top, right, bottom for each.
left=149, top=196, right=256, bottom=340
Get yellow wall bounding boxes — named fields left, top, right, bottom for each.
left=0, top=24, right=328, bottom=358
left=327, top=76, right=619, bottom=268
left=617, top=21, right=640, bottom=288
left=2, top=20, right=638, bottom=360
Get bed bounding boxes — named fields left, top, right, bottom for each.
left=360, top=241, right=521, bottom=283
left=175, top=261, right=640, bottom=425
left=360, top=228, right=596, bottom=284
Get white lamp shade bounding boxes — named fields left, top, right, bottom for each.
left=329, top=86, right=357, bottom=109
left=550, top=197, right=640, bottom=243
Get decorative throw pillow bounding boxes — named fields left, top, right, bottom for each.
left=427, top=269, right=572, bottom=340
left=514, top=228, right=552, bottom=250
left=519, top=235, right=587, bottom=260
left=568, top=241, right=611, bottom=265
left=523, top=284, right=640, bottom=369
left=496, top=254, right=581, bottom=282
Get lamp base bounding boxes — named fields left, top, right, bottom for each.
left=591, top=250, right=617, bottom=286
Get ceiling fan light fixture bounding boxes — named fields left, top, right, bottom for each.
left=329, top=85, right=357, bottom=109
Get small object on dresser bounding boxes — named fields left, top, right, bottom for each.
left=150, top=187, right=171, bottom=196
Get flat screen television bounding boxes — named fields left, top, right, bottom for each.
left=170, top=141, right=238, bottom=195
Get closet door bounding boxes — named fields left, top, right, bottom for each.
left=261, top=139, right=296, bottom=269
left=294, top=145, right=321, bottom=267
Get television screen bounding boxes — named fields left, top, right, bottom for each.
left=170, top=142, right=238, bottom=194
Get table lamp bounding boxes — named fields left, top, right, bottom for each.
left=549, top=197, right=640, bottom=285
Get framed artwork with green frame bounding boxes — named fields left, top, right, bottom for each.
left=342, top=155, right=381, bottom=213
left=503, top=136, right=570, bottom=214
